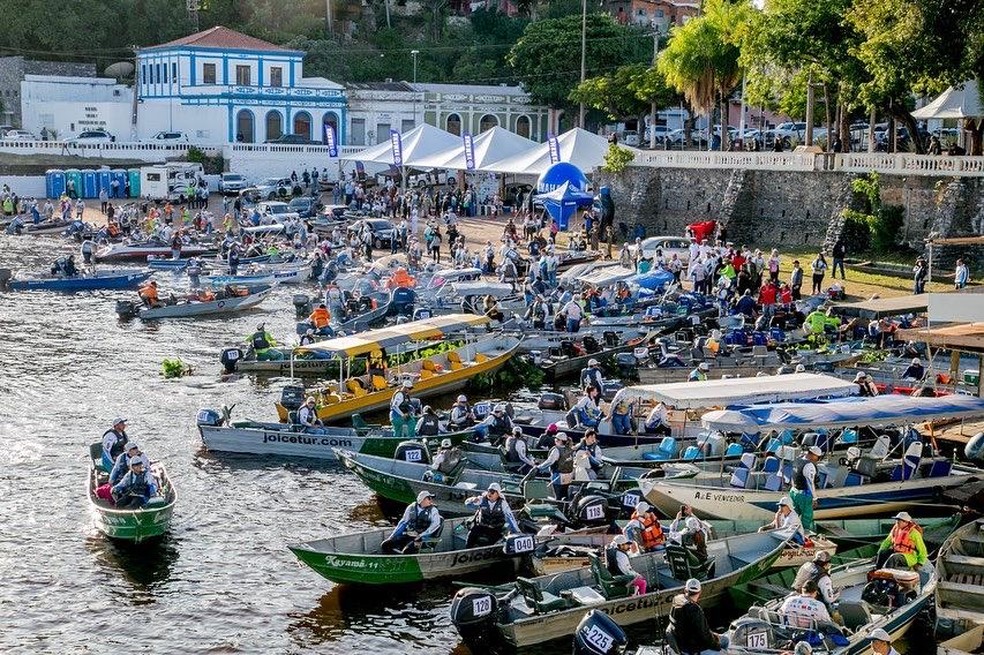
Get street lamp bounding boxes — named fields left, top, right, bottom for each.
left=578, top=0, right=587, bottom=127
left=411, top=50, right=420, bottom=128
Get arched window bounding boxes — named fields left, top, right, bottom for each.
left=265, top=110, right=283, bottom=141
left=446, top=113, right=461, bottom=136
left=293, top=111, right=312, bottom=140
left=235, top=109, right=255, bottom=143
left=322, top=112, right=339, bottom=143
left=479, top=114, right=499, bottom=133
left=516, top=115, right=531, bottom=139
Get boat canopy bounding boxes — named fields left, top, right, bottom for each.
left=577, top=265, right=636, bottom=287
left=701, top=393, right=984, bottom=432
left=451, top=281, right=515, bottom=298
left=299, top=313, right=490, bottom=358
left=610, top=373, right=858, bottom=410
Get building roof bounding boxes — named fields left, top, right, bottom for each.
left=148, top=26, right=295, bottom=53
left=347, top=81, right=416, bottom=93
left=412, top=82, right=531, bottom=98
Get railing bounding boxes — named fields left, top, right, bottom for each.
left=226, top=143, right=363, bottom=156
left=0, top=139, right=220, bottom=161
left=634, top=149, right=818, bottom=172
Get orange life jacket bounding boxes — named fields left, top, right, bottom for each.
left=139, top=285, right=159, bottom=303
left=309, top=307, right=330, bottom=329
left=632, top=511, right=666, bottom=550
left=890, top=523, right=922, bottom=555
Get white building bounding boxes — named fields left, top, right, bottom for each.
left=417, top=82, right=553, bottom=141
left=345, top=81, right=422, bottom=146
left=20, top=75, right=133, bottom=140
left=135, top=26, right=347, bottom=144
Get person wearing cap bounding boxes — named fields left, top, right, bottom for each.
left=307, top=303, right=331, bottom=335
left=900, top=358, right=925, bottom=381
left=415, top=405, right=443, bottom=437
left=679, top=515, right=714, bottom=575
left=853, top=371, right=879, bottom=397
left=536, top=431, right=576, bottom=499
left=667, top=578, right=729, bottom=655
left=109, top=442, right=150, bottom=485
left=503, top=427, right=536, bottom=475
left=299, top=328, right=317, bottom=346
left=431, top=438, right=463, bottom=480
left=790, top=445, right=822, bottom=531
left=574, top=429, right=604, bottom=479
left=605, top=535, right=648, bottom=596
left=876, top=512, right=928, bottom=570
left=247, top=323, right=282, bottom=361
left=579, top=359, right=605, bottom=400
left=448, top=394, right=475, bottom=430
left=779, top=579, right=834, bottom=629
left=111, top=458, right=157, bottom=509
left=668, top=504, right=705, bottom=535
left=381, top=490, right=442, bottom=555
left=792, top=550, right=837, bottom=608
left=390, top=380, right=416, bottom=439
left=624, top=501, right=666, bottom=552
left=464, top=483, right=519, bottom=548
left=297, top=397, right=322, bottom=427
left=101, top=417, right=130, bottom=472
left=572, top=387, right=604, bottom=429
left=524, top=294, right=550, bottom=331
left=759, top=496, right=806, bottom=545
left=869, top=628, right=900, bottom=655
left=476, top=403, right=513, bottom=445
left=688, top=361, right=710, bottom=382
left=610, top=391, right=634, bottom=435
left=535, top=423, right=561, bottom=450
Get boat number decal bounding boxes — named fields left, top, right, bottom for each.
left=621, top=492, right=640, bottom=508
left=693, top=491, right=745, bottom=503
left=451, top=549, right=502, bottom=566
left=227, top=351, right=240, bottom=361
left=584, top=626, right=613, bottom=652
left=403, top=449, right=423, bottom=462
left=584, top=504, right=605, bottom=521
left=472, top=596, right=492, bottom=617
left=217, top=301, right=226, bottom=308
left=511, top=536, right=535, bottom=553
left=746, top=631, right=768, bottom=649
left=261, top=433, right=353, bottom=448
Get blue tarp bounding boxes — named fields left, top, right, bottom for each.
left=632, top=268, right=675, bottom=291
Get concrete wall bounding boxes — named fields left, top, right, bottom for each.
left=0, top=57, right=96, bottom=127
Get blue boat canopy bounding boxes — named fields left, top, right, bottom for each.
left=701, top=394, right=984, bottom=432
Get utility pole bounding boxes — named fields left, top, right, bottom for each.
left=411, top=50, right=419, bottom=128
left=805, top=71, right=815, bottom=147
left=325, top=0, right=333, bottom=34
left=649, top=27, right=659, bottom=149
left=578, top=0, right=587, bottom=127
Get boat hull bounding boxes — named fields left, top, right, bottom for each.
left=87, top=446, right=175, bottom=543
left=134, top=288, right=270, bottom=319
left=10, top=269, right=153, bottom=291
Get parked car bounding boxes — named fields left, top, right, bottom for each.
left=256, top=201, right=300, bottom=223
left=621, top=130, right=641, bottom=147
left=645, top=125, right=673, bottom=144
left=266, top=134, right=320, bottom=145
left=146, top=131, right=189, bottom=142
left=631, top=235, right=691, bottom=263
left=3, top=129, right=37, bottom=141
left=349, top=218, right=397, bottom=249
left=242, top=177, right=296, bottom=201
left=773, top=122, right=807, bottom=140
left=0, top=125, right=16, bottom=137
left=68, top=129, right=115, bottom=143
left=218, top=173, right=248, bottom=196
left=288, top=196, right=320, bottom=219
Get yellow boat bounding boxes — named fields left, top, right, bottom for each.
left=274, top=314, right=522, bottom=424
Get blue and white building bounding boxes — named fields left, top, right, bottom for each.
left=135, top=26, right=347, bottom=144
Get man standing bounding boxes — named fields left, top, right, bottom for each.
left=792, top=551, right=837, bottom=609
left=536, top=432, right=575, bottom=499
left=831, top=239, right=846, bottom=279
left=790, top=446, right=822, bottom=531
left=381, top=491, right=442, bottom=554
left=390, top=380, right=416, bottom=439
left=666, top=578, right=729, bottom=655
left=101, top=417, right=129, bottom=472
left=580, top=359, right=604, bottom=398
left=790, top=260, right=804, bottom=301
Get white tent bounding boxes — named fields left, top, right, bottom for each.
left=481, top=128, right=617, bottom=175
left=912, top=79, right=983, bottom=120
left=341, top=124, right=461, bottom=166
left=411, top=126, right=536, bottom=171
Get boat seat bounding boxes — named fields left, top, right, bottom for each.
left=447, top=352, right=464, bottom=370
left=523, top=479, right=552, bottom=499
left=730, top=467, right=750, bottom=489
left=837, top=600, right=873, bottom=631
left=371, top=375, right=388, bottom=391
left=421, top=359, right=437, bottom=372
left=927, top=459, right=953, bottom=478
left=515, top=576, right=569, bottom=613
left=475, top=353, right=489, bottom=364
left=843, top=472, right=866, bottom=486
left=724, top=442, right=744, bottom=458
left=682, top=446, right=701, bottom=461
left=665, top=543, right=714, bottom=582
left=562, top=585, right=606, bottom=606
left=419, top=369, right=434, bottom=380
left=765, top=438, right=781, bottom=454
left=454, top=482, right=478, bottom=491
left=764, top=473, right=784, bottom=492
left=739, top=452, right=758, bottom=470
left=762, top=456, right=780, bottom=474
left=346, top=379, right=367, bottom=397
left=587, top=553, right=634, bottom=599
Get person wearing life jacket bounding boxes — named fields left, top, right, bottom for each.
left=688, top=362, right=710, bottom=382
left=111, top=458, right=157, bottom=509
left=580, top=359, right=604, bottom=398
left=535, top=422, right=561, bottom=449
left=503, top=426, right=537, bottom=474
left=381, top=491, right=442, bottom=554
left=536, top=432, right=575, bottom=499
left=415, top=405, right=442, bottom=437
left=247, top=323, right=282, bottom=361
left=667, top=578, right=729, bottom=655
left=792, top=550, right=837, bottom=608
left=464, top=482, right=519, bottom=548
left=876, top=511, right=928, bottom=569
left=625, top=501, right=666, bottom=552
left=390, top=380, right=416, bottom=439
left=431, top=438, right=463, bottom=478
left=759, top=496, right=807, bottom=545
left=109, top=442, right=150, bottom=486
left=574, top=429, right=604, bottom=479
left=308, top=304, right=331, bottom=334
left=606, top=535, right=647, bottom=596
left=790, top=445, right=822, bottom=531
left=101, top=417, right=129, bottom=472
left=139, top=280, right=164, bottom=308
left=572, top=387, right=603, bottom=429
left=477, top=404, right=513, bottom=444
left=297, top=397, right=322, bottom=427
left=448, top=395, right=475, bottom=430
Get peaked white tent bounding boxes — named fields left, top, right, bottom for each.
left=912, top=79, right=983, bottom=120
left=341, top=124, right=461, bottom=166
left=411, top=126, right=536, bottom=171
left=481, top=128, right=617, bottom=175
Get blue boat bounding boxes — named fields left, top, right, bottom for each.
left=146, top=254, right=272, bottom=271
left=7, top=269, right=154, bottom=292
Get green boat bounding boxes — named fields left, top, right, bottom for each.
left=87, top=443, right=176, bottom=543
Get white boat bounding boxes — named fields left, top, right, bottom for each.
left=117, top=286, right=272, bottom=320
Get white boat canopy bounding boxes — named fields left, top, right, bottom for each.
left=610, top=373, right=858, bottom=410
left=576, top=265, right=637, bottom=287
left=702, top=393, right=984, bottom=432
left=298, top=313, right=490, bottom=358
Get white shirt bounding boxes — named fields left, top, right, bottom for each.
left=646, top=404, right=669, bottom=428
left=562, top=300, right=582, bottom=321
left=779, top=594, right=832, bottom=628
left=297, top=405, right=319, bottom=425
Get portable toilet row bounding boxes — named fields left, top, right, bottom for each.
left=44, top=168, right=140, bottom=200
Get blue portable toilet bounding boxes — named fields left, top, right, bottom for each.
left=127, top=169, right=141, bottom=198
left=64, top=169, right=83, bottom=199
left=45, top=169, right=66, bottom=199
left=111, top=169, right=128, bottom=199
left=82, top=170, right=98, bottom=199
left=97, top=169, right=113, bottom=197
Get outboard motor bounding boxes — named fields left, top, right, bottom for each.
left=573, top=609, right=628, bottom=655
left=572, top=494, right=610, bottom=527
left=196, top=408, right=224, bottom=427
left=115, top=300, right=138, bottom=320
left=615, top=352, right=638, bottom=378
left=603, top=331, right=620, bottom=348
left=473, top=401, right=492, bottom=421
left=583, top=335, right=601, bottom=354
left=965, top=432, right=984, bottom=463
left=538, top=392, right=567, bottom=411
left=412, top=307, right=433, bottom=321
left=293, top=293, right=313, bottom=319
left=449, top=587, right=500, bottom=645
left=394, top=440, right=430, bottom=464
left=280, top=385, right=305, bottom=412
left=0, top=268, right=12, bottom=291
left=220, top=347, right=244, bottom=374
left=390, top=287, right=416, bottom=315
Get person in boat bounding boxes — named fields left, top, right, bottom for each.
left=606, top=534, right=648, bottom=595
left=624, top=501, right=666, bottom=552
left=688, top=361, right=710, bottom=382
left=248, top=323, right=283, bottom=362
left=464, top=482, right=519, bottom=548
left=111, top=458, right=157, bottom=509
left=101, top=417, right=129, bottom=472
left=580, top=359, right=605, bottom=398
left=572, top=387, right=603, bottom=429
left=854, top=371, right=879, bottom=397
left=792, top=550, right=838, bottom=608
left=367, top=349, right=387, bottom=379
left=381, top=490, right=442, bottom=555
left=868, top=628, right=901, bottom=655
left=139, top=280, right=164, bottom=308
left=667, top=578, right=729, bottom=655
left=876, top=511, right=928, bottom=570
left=525, top=295, right=550, bottom=330
left=308, top=303, right=331, bottom=335
left=610, top=393, right=634, bottom=435
left=415, top=405, right=443, bottom=437
left=679, top=515, right=714, bottom=575
left=503, top=426, right=537, bottom=475
left=448, top=395, right=475, bottom=430
left=644, top=402, right=672, bottom=435
left=790, top=445, right=822, bottom=531
left=535, top=422, right=561, bottom=450
left=390, top=380, right=417, bottom=440
left=900, top=358, right=925, bottom=381
left=476, top=403, right=513, bottom=444
left=299, top=328, right=317, bottom=346
left=574, top=428, right=604, bottom=479
left=109, top=442, right=150, bottom=485
left=535, top=431, right=575, bottom=500
left=80, top=238, right=95, bottom=265
left=759, top=496, right=807, bottom=545
left=297, top=397, right=322, bottom=427
left=780, top=579, right=834, bottom=629
left=669, top=504, right=700, bottom=533
left=430, top=438, right=463, bottom=481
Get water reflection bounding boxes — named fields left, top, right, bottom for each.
left=86, top=534, right=179, bottom=597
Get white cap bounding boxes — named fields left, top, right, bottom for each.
left=912, top=358, right=921, bottom=365
left=808, top=446, right=823, bottom=457
left=113, top=417, right=127, bottom=426
left=869, top=628, right=892, bottom=643
left=893, top=511, right=913, bottom=522
left=129, top=457, right=144, bottom=467
left=305, top=396, right=316, bottom=405
left=487, top=482, right=503, bottom=493
left=126, top=443, right=140, bottom=452
left=457, top=394, right=467, bottom=403
left=588, top=359, right=599, bottom=366
left=611, top=534, right=628, bottom=545
left=698, top=362, right=710, bottom=370
left=854, top=372, right=866, bottom=382
left=441, top=438, right=452, bottom=448
left=635, top=501, right=650, bottom=513
left=793, top=642, right=814, bottom=655
left=685, top=578, right=702, bottom=593
left=777, top=496, right=792, bottom=507
left=685, top=516, right=702, bottom=531
left=795, top=364, right=806, bottom=372
left=554, top=432, right=570, bottom=442
left=402, top=380, right=413, bottom=388
left=416, top=490, right=434, bottom=503
left=494, top=404, right=505, bottom=413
